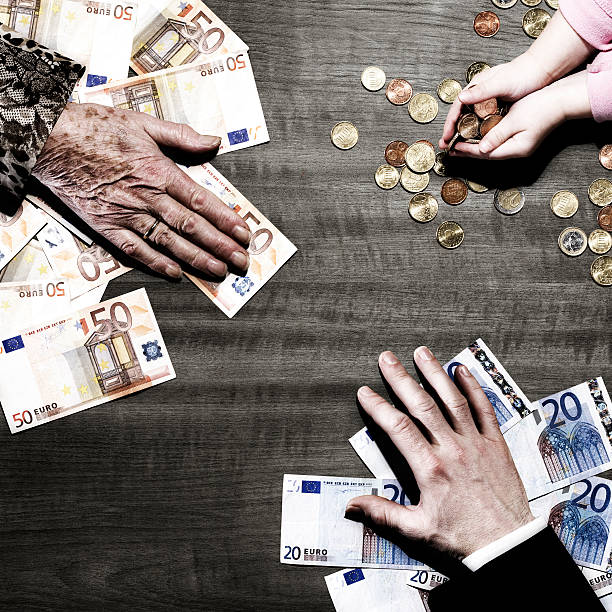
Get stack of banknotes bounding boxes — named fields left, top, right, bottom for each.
left=0, top=1, right=295, bottom=432
left=280, top=339, right=612, bottom=611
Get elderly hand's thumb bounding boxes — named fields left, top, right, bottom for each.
left=345, top=495, right=408, bottom=532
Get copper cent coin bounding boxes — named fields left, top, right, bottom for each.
left=386, top=78, right=413, bottom=105
left=474, top=98, right=499, bottom=119
left=441, top=179, right=469, bottom=205
left=474, top=11, right=501, bottom=37
left=385, top=141, right=409, bottom=167
left=599, top=205, right=612, bottom=231
left=599, top=145, right=612, bottom=170
left=480, top=114, right=503, bottom=137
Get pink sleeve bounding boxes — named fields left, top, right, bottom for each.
left=560, top=0, right=612, bottom=50
left=587, top=52, right=612, bottom=122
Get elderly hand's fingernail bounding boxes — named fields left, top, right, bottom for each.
left=166, top=263, right=182, bottom=278
left=344, top=505, right=365, bottom=522
left=458, top=365, right=471, bottom=377
left=200, top=135, right=222, bottom=148
left=358, top=386, right=376, bottom=399
left=380, top=351, right=399, bottom=366
left=416, top=346, right=435, bottom=361
left=230, top=251, right=249, bottom=271
left=233, top=225, right=251, bottom=245
left=209, top=259, right=227, bottom=277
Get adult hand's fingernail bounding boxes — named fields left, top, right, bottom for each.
left=458, top=365, right=471, bottom=377
left=209, top=259, right=227, bottom=277
left=230, top=251, right=250, bottom=271
left=358, top=386, right=376, bottom=399
left=233, top=225, right=251, bottom=245
left=200, top=135, right=222, bottom=148
left=416, top=346, right=434, bottom=361
left=166, top=263, right=182, bottom=278
left=344, top=505, right=365, bottom=522
left=380, top=351, right=399, bottom=366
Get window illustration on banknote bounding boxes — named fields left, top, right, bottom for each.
left=361, top=525, right=424, bottom=568
left=111, top=81, right=164, bottom=118
left=0, top=0, right=39, bottom=38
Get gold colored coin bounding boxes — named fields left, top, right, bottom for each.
left=375, top=164, right=400, bottom=190
left=589, top=179, right=612, bottom=207
left=437, top=221, right=464, bottom=249
left=558, top=227, right=587, bottom=257
left=330, top=122, right=358, bottom=150
left=550, top=190, right=579, bottom=218
left=522, top=8, right=551, bottom=38
left=467, top=180, right=489, bottom=193
left=521, top=0, right=541, bottom=6
left=409, top=193, right=438, bottom=223
left=405, top=141, right=436, bottom=173
left=400, top=167, right=430, bottom=193
left=545, top=0, right=558, bottom=8
left=361, top=66, right=386, bottom=91
left=588, top=229, right=612, bottom=255
left=466, top=62, right=491, bottom=84
left=409, top=93, right=439, bottom=123
left=591, top=255, right=612, bottom=286
left=434, top=152, right=448, bottom=177
left=437, top=79, right=463, bottom=103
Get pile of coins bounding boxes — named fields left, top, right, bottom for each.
left=474, top=0, right=558, bottom=40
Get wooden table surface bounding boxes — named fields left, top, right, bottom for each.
left=1, top=1, right=611, bottom=610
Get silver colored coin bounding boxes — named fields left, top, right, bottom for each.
left=494, top=188, right=525, bottom=215
left=492, top=0, right=518, bottom=7
left=361, top=66, right=386, bottom=92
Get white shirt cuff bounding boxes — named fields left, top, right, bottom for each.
left=462, top=516, right=548, bottom=571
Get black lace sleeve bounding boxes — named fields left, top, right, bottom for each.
left=0, top=24, right=84, bottom=207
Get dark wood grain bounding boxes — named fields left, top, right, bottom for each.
left=1, top=1, right=611, bottom=610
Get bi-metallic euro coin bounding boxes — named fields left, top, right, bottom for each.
left=492, top=0, right=518, bottom=8
left=437, top=221, right=464, bottom=249
left=409, top=193, right=438, bottom=222
left=361, top=66, right=386, bottom=91
left=550, top=190, right=579, bottom=218
left=558, top=227, right=587, bottom=257
left=588, top=229, right=612, bottom=255
left=375, top=164, right=400, bottom=190
left=494, top=188, right=525, bottom=215
left=591, top=255, right=612, bottom=286
left=521, top=0, right=541, bottom=6
left=331, top=122, right=358, bottom=150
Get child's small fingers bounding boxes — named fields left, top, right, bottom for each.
left=479, top=118, right=516, bottom=155
left=486, top=133, right=531, bottom=160
left=450, top=142, right=483, bottom=158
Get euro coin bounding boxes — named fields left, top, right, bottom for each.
left=405, top=141, right=436, bottom=173
left=415, top=139, right=435, bottom=150
left=458, top=113, right=480, bottom=139
left=434, top=152, right=448, bottom=177
left=494, top=188, right=525, bottom=215
left=558, top=227, right=587, bottom=257
left=550, top=190, right=579, bottom=218
left=409, top=193, right=438, bottom=222
left=361, top=66, right=386, bottom=91
left=467, top=180, right=489, bottom=193
left=331, top=122, right=358, bottom=150
left=589, top=178, right=612, bottom=207
left=474, top=11, right=501, bottom=37
left=441, top=178, right=469, bottom=205
left=522, top=8, right=551, bottom=38
left=437, top=221, right=464, bottom=249
left=521, top=0, right=541, bottom=6
left=545, top=0, right=558, bottom=8
left=599, top=205, right=612, bottom=231
left=474, top=98, right=498, bottom=119
left=599, top=145, right=612, bottom=170
left=480, top=114, right=503, bottom=137
left=386, top=78, right=413, bottom=105
left=375, top=164, right=400, bottom=190
left=591, top=256, right=612, bottom=286
left=492, top=0, right=518, bottom=8
left=588, top=229, right=612, bottom=255
left=385, top=141, right=409, bottom=167
left=466, top=62, right=491, bottom=84
left=401, top=167, right=430, bottom=193
left=409, top=93, right=439, bottom=123
left=437, top=79, right=463, bottom=103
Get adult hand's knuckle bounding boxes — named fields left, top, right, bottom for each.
left=412, top=393, right=436, bottom=414
left=445, top=397, right=468, bottom=412
left=178, top=212, right=198, bottom=235
left=118, top=237, right=138, bottom=257
left=154, top=226, right=174, bottom=248
left=389, top=413, right=414, bottom=439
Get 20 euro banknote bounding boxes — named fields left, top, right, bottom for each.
left=0, top=201, right=46, bottom=273
left=281, top=475, right=425, bottom=570
left=0, top=288, right=174, bottom=433
left=81, top=51, right=269, bottom=155
left=183, top=164, right=296, bottom=317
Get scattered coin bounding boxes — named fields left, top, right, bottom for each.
left=521, top=0, right=541, bottom=6
left=522, top=8, right=551, bottom=38
left=545, top=0, right=558, bottom=8
left=437, top=79, right=463, bottom=104
left=437, top=221, right=465, bottom=249
left=589, top=179, right=612, bottom=207
left=441, top=178, right=469, bottom=205
left=434, top=152, right=448, bottom=177
left=375, top=164, right=400, bottom=190
left=480, top=114, right=503, bottom=137
left=361, top=66, right=386, bottom=91
left=466, top=62, right=491, bottom=84
left=331, top=121, right=358, bottom=150
left=591, top=255, right=612, bottom=286
left=599, top=205, right=612, bottom=231
left=474, top=98, right=498, bottom=120
left=385, top=141, right=409, bottom=167
left=492, top=0, right=518, bottom=8
left=409, top=93, right=439, bottom=123
left=458, top=113, right=480, bottom=139
left=405, top=141, right=436, bottom=173
left=558, top=227, right=587, bottom=257
left=494, top=188, right=525, bottom=215
left=588, top=229, right=612, bottom=255
left=401, top=167, right=430, bottom=193
left=550, top=190, right=579, bottom=218
left=386, top=78, right=413, bottom=105
left=474, top=11, right=501, bottom=37
left=415, top=139, right=435, bottom=150
left=599, top=145, right=612, bottom=170
left=409, top=193, right=439, bottom=222
left=467, top=180, right=489, bottom=193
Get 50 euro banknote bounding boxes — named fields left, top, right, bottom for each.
left=0, top=288, right=174, bottom=433
left=281, top=475, right=425, bottom=570
left=183, top=164, right=296, bottom=317
left=81, top=51, right=268, bottom=155
left=131, top=0, right=247, bottom=74
left=0, top=200, right=46, bottom=273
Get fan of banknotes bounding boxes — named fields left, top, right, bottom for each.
left=280, top=339, right=612, bottom=610
left=0, top=1, right=296, bottom=433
